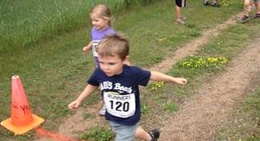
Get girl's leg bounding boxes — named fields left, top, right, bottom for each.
left=98, top=99, right=106, bottom=116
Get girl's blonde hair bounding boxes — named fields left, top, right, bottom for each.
left=90, top=4, right=113, bottom=26
left=97, top=33, right=129, bottom=60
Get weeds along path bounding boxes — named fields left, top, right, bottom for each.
left=159, top=35, right=260, bottom=140
left=34, top=12, right=258, bottom=141
left=149, top=13, right=239, bottom=73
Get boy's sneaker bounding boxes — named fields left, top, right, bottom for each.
left=203, top=1, right=210, bottom=6
left=254, top=13, right=260, bottom=18
left=240, top=15, right=250, bottom=23
left=211, top=3, right=220, bottom=7
left=99, top=105, right=106, bottom=116
left=175, top=19, right=185, bottom=25
left=148, top=129, right=160, bottom=141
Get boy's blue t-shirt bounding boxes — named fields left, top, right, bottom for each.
left=91, top=27, right=116, bottom=57
left=87, top=65, right=151, bottom=125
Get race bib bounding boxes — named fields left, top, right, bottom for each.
left=92, top=40, right=99, bottom=57
left=104, top=92, right=136, bottom=118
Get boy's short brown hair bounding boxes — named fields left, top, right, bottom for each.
left=97, top=34, right=129, bottom=60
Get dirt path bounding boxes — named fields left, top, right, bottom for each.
left=159, top=35, right=260, bottom=141
left=151, top=12, right=260, bottom=140
left=149, top=13, right=238, bottom=73
left=34, top=12, right=260, bottom=141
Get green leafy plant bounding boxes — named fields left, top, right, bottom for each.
left=164, top=102, right=178, bottom=113
left=81, top=127, right=114, bottom=141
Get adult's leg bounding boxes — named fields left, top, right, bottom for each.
left=255, top=0, right=260, bottom=13
left=240, top=0, right=251, bottom=23
left=254, top=0, right=260, bottom=17
left=244, top=0, right=251, bottom=16
left=176, top=5, right=181, bottom=20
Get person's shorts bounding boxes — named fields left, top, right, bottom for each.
left=175, top=0, right=186, bottom=7
left=109, top=121, right=139, bottom=141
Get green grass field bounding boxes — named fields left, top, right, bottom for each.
left=0, top=0, right=259, bottom=140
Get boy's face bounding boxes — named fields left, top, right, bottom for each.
left=98, top=55, right=125, bottom=77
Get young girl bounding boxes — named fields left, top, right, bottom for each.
left=83, top=4, right=116, bottom=67
left=83, top=4, right=116, bottom=116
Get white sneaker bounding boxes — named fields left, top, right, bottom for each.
left=99, top=105, right=106, bottom=116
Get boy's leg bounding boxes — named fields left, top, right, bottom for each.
left=109, top=121, right=138, bottom=141
left=135, top=127, right=160, bottom=141
left=135, top=127, right=151, bottom=140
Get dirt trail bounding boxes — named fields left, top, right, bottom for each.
left=151, top=12, right=260, bottom=140
left=150, top=13, right=238, bottom=73
left=159, top=36, right=260, bottom=141
left=34, top=12, right=260, bottom=141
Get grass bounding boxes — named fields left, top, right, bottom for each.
left=0, top=0, right=259, bottom=140
left=0, top=0, right=148, bottom=55
left=0, top=0, right=88, bottom=54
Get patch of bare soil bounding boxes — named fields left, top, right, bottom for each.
left=34, top=12, right=260, bottom=141
left=159, top=35, right=260, bottom=141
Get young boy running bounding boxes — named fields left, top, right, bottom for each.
left=68, top=33, right=188, bottom=141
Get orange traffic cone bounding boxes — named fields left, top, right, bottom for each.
left=1, top=75, right=44, bottom=135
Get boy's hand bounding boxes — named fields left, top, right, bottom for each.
left=175, top=78, right=187, bottom=85
left=68, top=100, right=81, bottom=110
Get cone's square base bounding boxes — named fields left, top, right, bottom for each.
left=1, top=114, right=44, bottom=135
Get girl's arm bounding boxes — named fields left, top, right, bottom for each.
left=68, top=84, right=98, bottom=110
left=150, top=71, right=187, bottom=85
left=83, top=41, right=93, bottom=52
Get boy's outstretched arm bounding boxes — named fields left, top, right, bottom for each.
left=150, top=71, right=187, bottom=85
left=68, top=84, right=98, bottom=110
